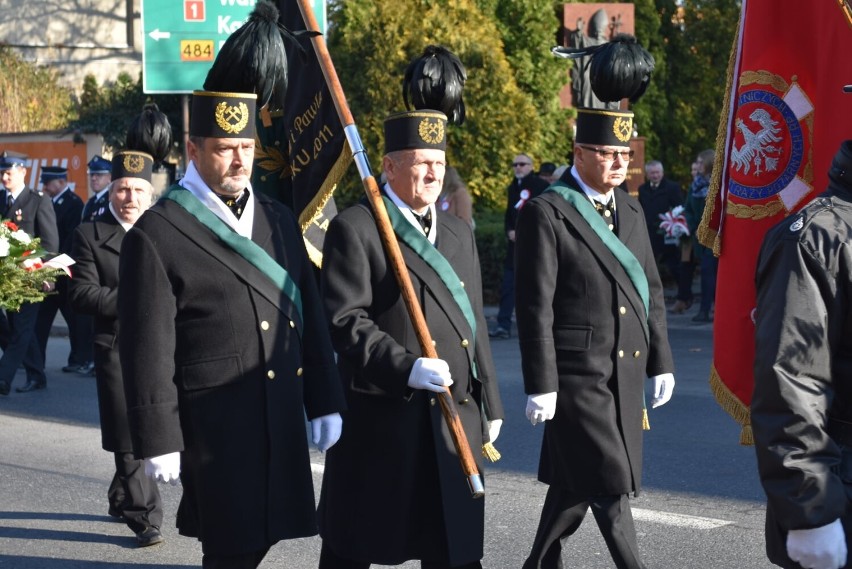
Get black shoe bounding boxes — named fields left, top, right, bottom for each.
left=0, top=381, right=9, bottom=396
left=136, top=526, right=164, bottom=547
left=15, top=380, right=46, bottom=393
left=62, top=364, right=80, bottom=373
left=75, top=362, right=95, bottom=376
left=488, top=326, right=510, bottom=339
left=692, top=311, right=712, bottom=323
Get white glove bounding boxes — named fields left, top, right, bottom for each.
left=408, top=357, right=454, bottom=393
left=525, top=392, right=557, bottom=426
left=651, top=373, right=675, bottom=408
left=487, top=419, right=503, bottom=443
left=311, top=412, right=343, bottom=452
left=787, top=519, right=847, bottom=569
left=144, top=452, right=181, bottom=485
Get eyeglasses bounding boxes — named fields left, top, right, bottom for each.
left=512, top=162, right=532, bottom=167
left=578, top=146, right=634, bottom=161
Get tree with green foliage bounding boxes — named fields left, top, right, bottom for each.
left=70, top=73, right=182, bottom=155
left=327, top=0, right=568, bottom=211
left=0, top=46, right=75, bottom=133
left=656, top=0, right=741, bottom=185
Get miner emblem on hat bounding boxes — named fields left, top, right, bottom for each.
left=190, top=91, right=258, bottom=139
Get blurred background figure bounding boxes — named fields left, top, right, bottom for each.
left=490, top=153, right=548, bottom=340
left=538, top=162, right=557, bottom=185
left=684, top=150, right=717, bottom=322
left=637, top=159, right=683, bottom=292
left=33, top=166, right=91, bottom=377
left=438, top=166, right=473, bottom=227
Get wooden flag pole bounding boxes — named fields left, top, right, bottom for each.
left=295, top=0, right=484, bottom=498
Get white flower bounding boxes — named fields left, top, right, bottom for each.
left=10, top=230, right=31, bottom=244
left=0, top=237, right=9, bottom=257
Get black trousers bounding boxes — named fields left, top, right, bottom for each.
left=318, top=541, right=482, bottom=569
left=522, top=489, right=646, bottom=569
left=202, top=548, right=270, bottom=569
left=111, top=452, right=163, bottom=534
left=0, top=303, right=45, bottom=387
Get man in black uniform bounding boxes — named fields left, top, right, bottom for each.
left=318, top=110, right=504, bottom=569
left=81, top=155, right=112, bottom=222
left=32, top=166, right=89, bottom=379
left=752, top=139, right=852, bottom=569
left=69, top=151, right=164, bottom=547
left=515, top=108, right=675, bottom=569
left=0, top=152, right=59, bottom=395
left=118, top=90, right=346, bottom=568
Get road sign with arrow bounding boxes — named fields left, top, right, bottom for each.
left=141, top=0, right=326, bottom=94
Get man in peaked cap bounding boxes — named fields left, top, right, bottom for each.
left=515, top=106, right=675, bottom=569
left=118, top=89, right=345, bottom=568
left=318, top=109, right=504, bottom=568
left=0, top=152, right=59, bottom=396
left=32, top=165, right=92, bottom=383
left=82, top=155, right=112, bottom=223
left=69, top=150, right=164, bottom=547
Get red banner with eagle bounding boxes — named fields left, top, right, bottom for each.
left=699, top=0, right=852, bottom=444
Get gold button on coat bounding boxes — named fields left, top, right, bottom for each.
left=430, top=398, right=436, bottom=406
left=267, top=370, right=276, bottom=379
left=459, top=398, right=469, bottom=405
left=619, top=307, right=626, bottom=315
left=260, top=320, right=270, bottom=330
left=633, top=351, right=641, bottom=358
left=618, top=350, right=624, bottom=358
left=296, top=367, right=303, bottom=376
left=461, top=339, right=469, bottom=347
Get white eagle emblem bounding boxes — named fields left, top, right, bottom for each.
left=731, top=108, right=783, bottom=176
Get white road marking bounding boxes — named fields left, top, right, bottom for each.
left=311, top=461, right=732, bottom=530
left=633, top=508, right=733, bottom=529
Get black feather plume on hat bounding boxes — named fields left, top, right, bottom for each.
left=203, top=0, right=312, bottom=111
left=552, top=33, right=655, bottom=103
left=403, top=45, right=467, bottom=125
left=126, top=103, right=173, bottom=163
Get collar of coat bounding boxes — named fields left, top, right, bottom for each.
left=546, top=181, right=650, bottom=336
left=381, top=195, right=478, bottom=369
left=162, top=185, right=303, bottom=322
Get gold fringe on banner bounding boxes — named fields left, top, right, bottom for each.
left=709, top=363, right=753, bottom=445
left=642, top=408, right=650, bottom=431
left=697, top=18, right=741, bottom=258
left=482, top=442, right=501, bottom=462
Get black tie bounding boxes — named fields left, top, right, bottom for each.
left=4, top=192, right=13, bottom=218
left=593, top=198, right=616, bottom=232
left=215, top=189, right=250, bottom=219
left=412, top=209, right=432, bottom=235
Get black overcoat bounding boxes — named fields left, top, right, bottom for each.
left=2, top=187, right=59, bottom=253
left=52, top=188, right=83, bottom=255
left=515, top=173, right=673, bottom=498
left=318, top=202, right=504, bottom=566
left=753, top=168, right=852, bottom=568
left=67, top=211, right=129, bottom=451
left=118, top=189, right=346, bottom=556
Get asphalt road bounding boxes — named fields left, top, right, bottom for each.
left=0, top=305, right=775, bottom=568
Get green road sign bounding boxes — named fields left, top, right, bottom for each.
left=142, top=0, right=326, bottom=94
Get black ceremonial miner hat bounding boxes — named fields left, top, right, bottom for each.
left=111, top=151, right=154, bottom=183
left=384, top=110, right=448, bottom=154
left=190, top=91, right=257, bottom=139
left=575, top=108, right=634, bottom=147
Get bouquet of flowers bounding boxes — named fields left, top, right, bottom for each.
left=0, top=220, right=73, bottom=311
left=658, top=205, right=690, bottom=245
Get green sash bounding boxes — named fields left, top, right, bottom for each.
left=163, top=186, right=303, bottom=321
left=381, top=196, right=478, bottom=369
left=546, top=183, right=649, bottom=328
